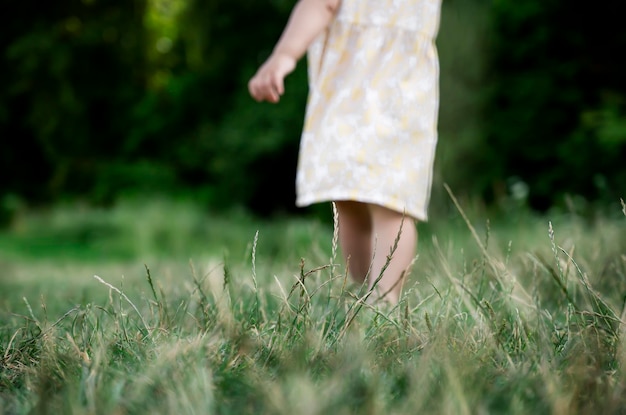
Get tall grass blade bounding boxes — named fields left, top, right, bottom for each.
left=93, top=275, right=150, bottom=336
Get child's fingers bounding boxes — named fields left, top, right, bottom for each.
left=250, top=85, right=278, bottom=103
left=249, top=58, right=293, bottom=103
left=249, top=74, right=282, bottom=103
left=258, top=81, right=279, bottom=103
left=272, top=73, right=285, bottom=98
left=265, top=86, right=280, bottom=103
left=248, top=79, right=258, bottom=101
left=248, top=77, right=269, bottom=102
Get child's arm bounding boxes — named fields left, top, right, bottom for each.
left=249, top=0, right=340, bottom=103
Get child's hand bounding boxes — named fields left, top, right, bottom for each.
left=248, top=52, right=297, bottom=103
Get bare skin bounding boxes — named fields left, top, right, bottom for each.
left=336, top=201, right=417, bottom=304
left=248, top=0, right=416, bottom=305
left=248, top=0, right=341, bottom=103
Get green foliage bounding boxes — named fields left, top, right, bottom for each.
left=0, top=196, right=332, bottom=266
left=476, top=0, right=626, bottom=211
left=2, top=0, right=624, bottom=219
left=1, top=0, right=148, bottom=201
left=1, top=0, right=304, bottom=213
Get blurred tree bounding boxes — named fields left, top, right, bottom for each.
left=1, top=0, right=149, bottom=206
left=476, top=0, right=626, bottom=212
left=127, top=0, right=307, bottom=213
left=0, top=0, right=305, bottom=214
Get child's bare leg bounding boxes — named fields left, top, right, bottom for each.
left=368, top=204, right=417, bottom=304
left=334, top=201, right=372, bottom=284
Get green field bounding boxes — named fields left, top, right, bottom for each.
left=1, top=198, right=626, bottom=414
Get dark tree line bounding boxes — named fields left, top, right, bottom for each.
left=1, top=0, right=625, bottom=225
left=477, top=0, right=626, bottom=211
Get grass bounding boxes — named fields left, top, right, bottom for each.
left=1, top=196, right=626, bottom=414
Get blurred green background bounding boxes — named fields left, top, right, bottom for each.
left=1, top=0, right=625, bottom=225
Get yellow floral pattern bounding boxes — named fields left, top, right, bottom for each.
left=295, top=0, right=442, bottom=221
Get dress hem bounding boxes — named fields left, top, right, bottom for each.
left=296, top=192, right=429, bottom=222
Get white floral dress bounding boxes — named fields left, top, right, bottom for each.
left=295, top=0, right=442, bottom=221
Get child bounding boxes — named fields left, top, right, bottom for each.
left=249, top=0, right=442, bottom=305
